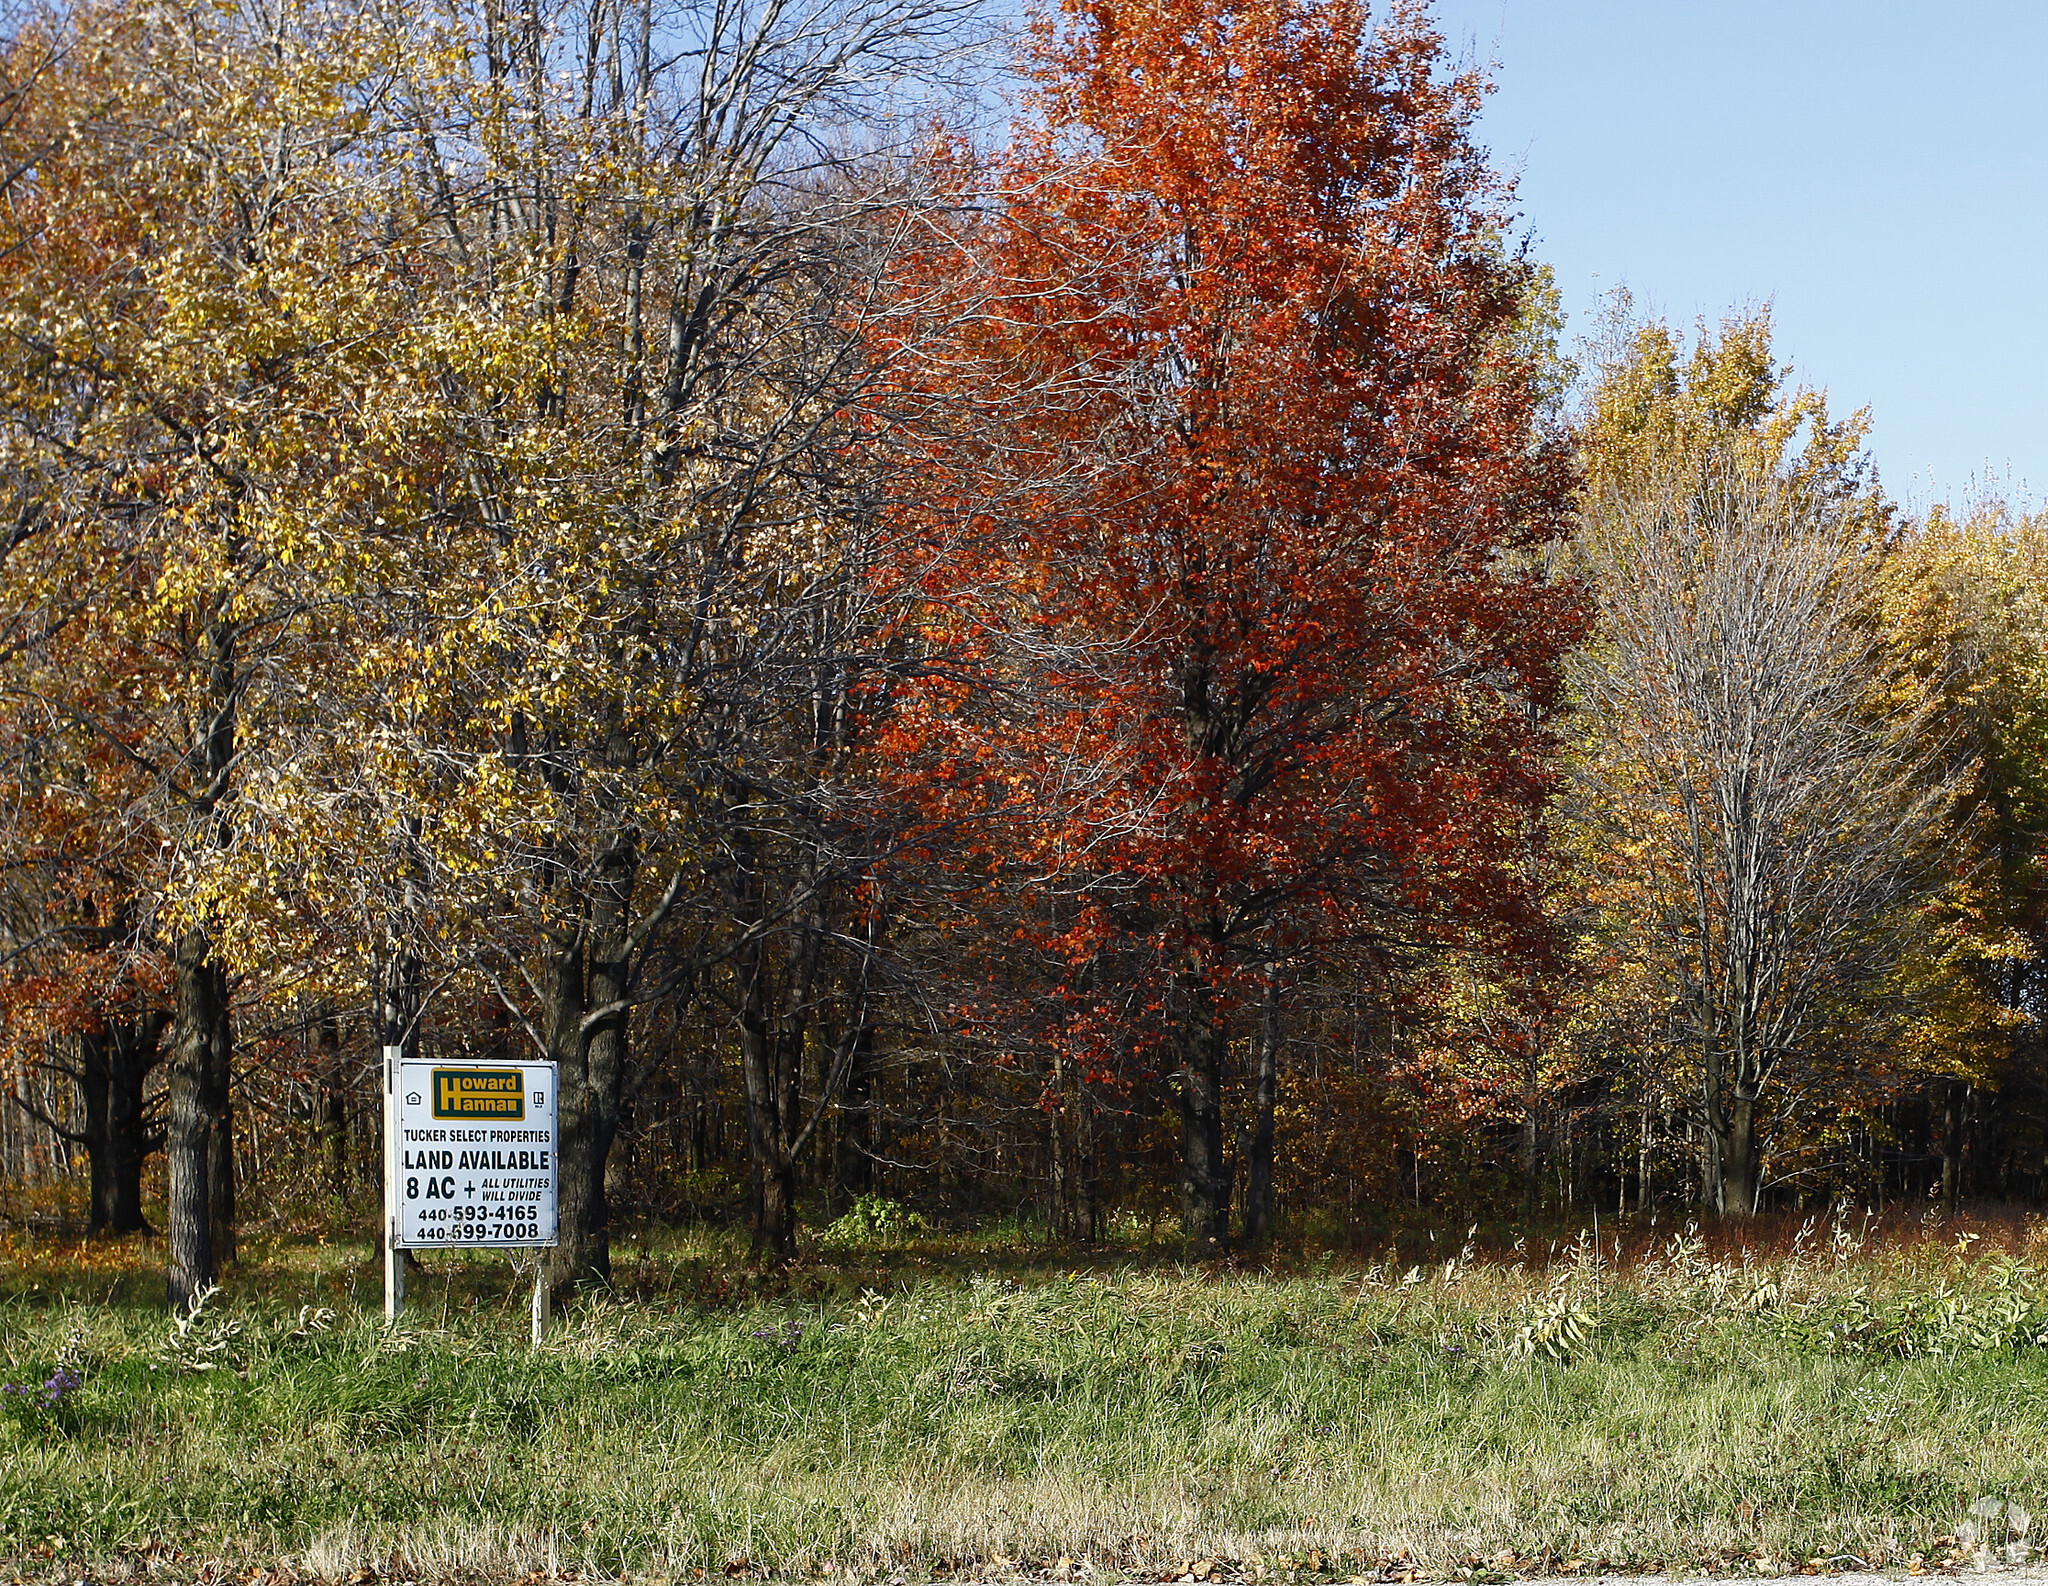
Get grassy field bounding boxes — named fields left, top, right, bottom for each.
left=6, top=1209, right=2048, bottom=1581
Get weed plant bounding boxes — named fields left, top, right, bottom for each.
left=5, top=1211, right=2048, bottom=1580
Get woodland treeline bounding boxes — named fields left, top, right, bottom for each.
left=2, top=0, right=2045, bottom=1304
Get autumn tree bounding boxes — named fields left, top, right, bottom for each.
left=1874, top=504, right=2048, bottom=1205
left=157, top=0, right=988, bottom=1283
left=0, top=19, right=173, bottom=1230
left=0, top=681, right=173, bottom=1236
left=888, top=0, right=1583, bottom=1242
left=1572, top=312, right=1962, bottom=1218
left=0, top=0, right=516, bottom=1300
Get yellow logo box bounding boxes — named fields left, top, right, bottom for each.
left=431, top=1068, right=525, bottom=1120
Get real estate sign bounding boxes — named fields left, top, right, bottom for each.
left=386, top=1059, right=559, bottom=1249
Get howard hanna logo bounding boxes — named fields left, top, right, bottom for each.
left=432, top=1067, right=525, bottom=1120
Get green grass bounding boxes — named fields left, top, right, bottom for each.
left=5, top=1216, right=2048, bottom=1580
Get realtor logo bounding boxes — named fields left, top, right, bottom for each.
left=431, top=1068, right=525, bottom=1120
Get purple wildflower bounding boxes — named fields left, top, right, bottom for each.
left=1, top=1366, right=81, bottom=1407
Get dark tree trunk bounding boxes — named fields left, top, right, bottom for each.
left=1177, top=972, right=1229, bottom=1247
left=1242, top=976, right=1280, bottom=1245
left=205, top=992, right=235, bottom=1267
left=315, top=1008, right=349, bottom=1200
left=1519, top=1102, right=1543, bottom=1214
left=107, top=1013, right=166, bottom=1234
left=1698, top=1040, right=1724, bottom=1214
left=196, top=613, right=238, bottom=1269
left=1939, top=1081, right=1964, bottom=1216
left=828, top=1020, right=873, bottom=1216
left=375, top=942, right=423, bottom=1062
left=373, top=940, right=422, bottom=1275
left=778, top=903, right=821, bottom=1205
left=168, top=927, right=229, bottom=1308
left=1072, top=1083, right=1098, bottom=1242
left=78, top=1029, right=114, bottom=1234
left=543, top=703, right=652, bottom=1300
left=603, top=1087, right=636, bottom=1220
left=730, top=843, right=831, bottom=1266
left=1964, top=1082, right=2005, bottom=1200
left=542, top=930, right=607, bottom=1303
left=1048, top=1047, right=1072, bottom=1238
left=20, top=1011, right=159, bottom=1237
left=575, top=832, right=638, bottom=1290
left=739, top=935, right=797, bottom=1264
left=1718, top=1091, right=1759, bottom=1219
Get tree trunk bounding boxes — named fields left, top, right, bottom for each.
left=315, top=1008, right=349, bottom=1200
left=192, top=612, right=239, bottom=1272
left=543, top=699, right=651, bottom=1298
left=575, top=855, right=635, bottom=1292
left=1048, top=1047, right=1073, bottom=1238
left=78, top=1029, right=114, bottom=1235
left=777, top=901, right=821, bottom=1209
left=373, top=940, right=422, bottom=1275
left=1518, top=1045, right=1546, bottom=1214
left=107, top=1013, right=166, bottom=1234
left=603, top=1089, right=635, bottom=1221
left=1964, top=1082, right=2003, bottom=1200
left=1050, top=1062, right=1100, bottom=1243
left=1938, top=1082, right=1963, bottom=1216
left=375, top=941, right=423, bottom=1062
left=1242, top=975, right=1279, bottom=1245
left=204, top=987, right=235, bottom=1267
left=828, top=1020, right=873, bottom=1216
left=1695, top=1065, right=1728, bottom=1213
left=542, top=930, right=606, bottom=1302
left=167, top=927, right=228, bottom=1307
left=1636, top=1079, right=1653, bottom=1215
left=1072, top=1079, right=1098, bottom=1242
left=738, top=935, right=796, bottom=1263
left=1719, top=1091, right=1760, bottom=1219
left=1518, top=1099, right=1543, bottom=1214
left=1177, top=970, right=1229, bottom=1247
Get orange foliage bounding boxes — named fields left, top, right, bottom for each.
left=879, top=0, right=1584, bottom=1082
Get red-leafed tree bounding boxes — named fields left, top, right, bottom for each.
left=883, top=0, right=1585, bottom=1241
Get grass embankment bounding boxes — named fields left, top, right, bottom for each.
left=5, top=1216, right=2048, bottom=1580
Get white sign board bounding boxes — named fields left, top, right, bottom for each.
left=387, top=1059, right=558, bottom=1249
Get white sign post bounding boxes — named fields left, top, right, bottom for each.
left=383, top=1051, right=559, bottom=1342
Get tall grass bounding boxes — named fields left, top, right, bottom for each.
left=6, top=1210, right=2048, bottom=1579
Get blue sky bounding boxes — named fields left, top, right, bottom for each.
left=1426, top=1, right=2047, bottom=512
